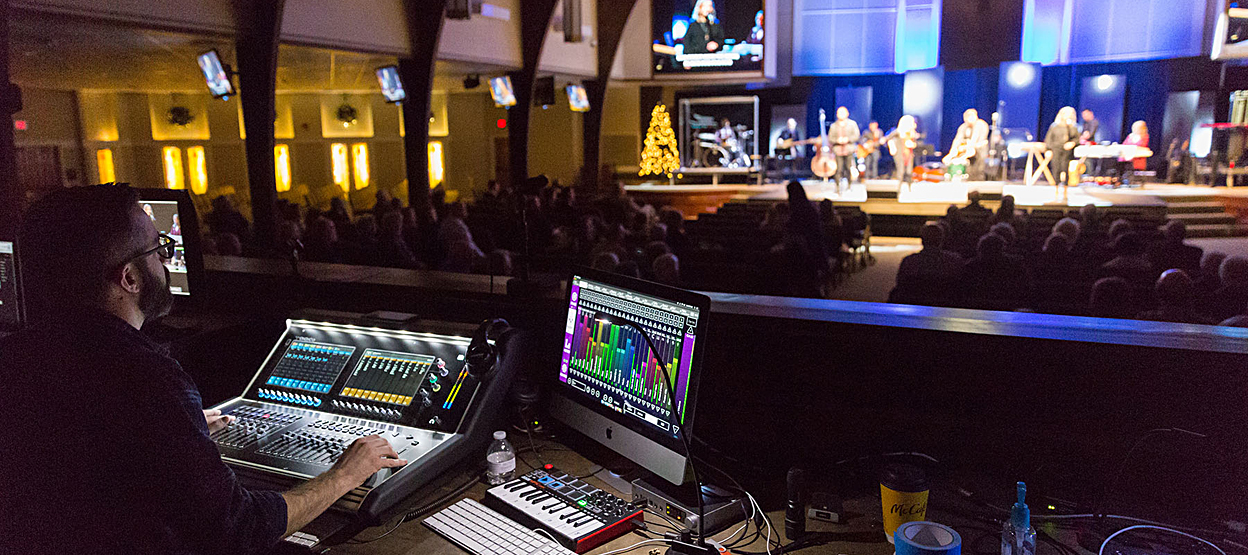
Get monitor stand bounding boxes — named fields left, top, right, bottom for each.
left=630, top=475, right=746, bottom=539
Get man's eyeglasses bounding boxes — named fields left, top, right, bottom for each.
left=132, top=233, right=177, bottom=262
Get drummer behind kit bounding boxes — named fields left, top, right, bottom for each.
left=695, top=125, right=754, bottom=168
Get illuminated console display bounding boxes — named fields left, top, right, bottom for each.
left=265, top=340, right=355, bottom=394
left=341, top=350, right=435, bottom=406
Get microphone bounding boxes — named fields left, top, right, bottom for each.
left=785, top=467, right=806, bottom=540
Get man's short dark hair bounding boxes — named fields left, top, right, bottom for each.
left=18, top=184, right=146, bottom=317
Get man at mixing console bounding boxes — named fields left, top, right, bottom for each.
left=0, top=184, right=408, bottom=554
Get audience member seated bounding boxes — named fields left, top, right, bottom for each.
left=591, top=252, right=620, bottom=272
left=1207, top=256, right=1248, bottom=322
left=205, top=196, right=253, bottom=247
left=989, top=195, right=1028, bottom=244
left=484, top=249, right=514, bottom=277
left=1089, top=277, right=1137, bottom=319
left=961, top=233, right=1031, bottom=310
left=302, top=217, right=349, bottom=264
left=377, top=212, right=420, bottom=269
left=436, top=202, right=485, bottom=272
left=615, top=260, right=642, bottom=279
left=1135, top=270, right=1218, bottom=325
left=1219, top=303, right=1248, bottom=327
left=653, top=253, right=680, bottom=285
left=772, top=182, right=829, bottom=298
left=1148, top=220, right=1202, bottom=277
left=888, top=224, right=964, bottom=307
left=1097, top=232, right=1154, bottom=290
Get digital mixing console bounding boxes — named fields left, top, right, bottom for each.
left=209, top=317, right=518, bottom=534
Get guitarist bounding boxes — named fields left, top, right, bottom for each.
left=950, top=108, right=990, bottom=180
left=827, top=107, right=860, bottom=189
left=775, top=118, right=805, bottom=175
left=859, top=121, right=884, bottom=179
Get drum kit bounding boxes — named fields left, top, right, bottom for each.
left=694, top=127, right=754, bottom=168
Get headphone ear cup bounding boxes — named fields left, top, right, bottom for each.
left=466, top=318, right=509, bottom=376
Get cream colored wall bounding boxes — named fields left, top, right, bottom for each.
left=440, top=0, right=523, bottom=68
left=528, top=96, right=584, bottom=185
left=13, top=88, right=85, bottom=186
left=281, top=0, right=410, bottom=55
left=538, top=0, right=597, bottom=77
left=610, top=0, right=652, bottom=80
left=442, top=92, right=508, bottom=198
left=12, top=0, right=234, bottom=33
left=600, top=85, right=641, bottom=169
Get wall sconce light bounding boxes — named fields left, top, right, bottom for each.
left=96, top=149, right=116, bottom=184
left=274, top=144, right=291, bottom=192
left=428, top=141, right=444, bottom=188
left=351, top=143, right=370, bottom=190
left=187, top=146, right=207, bottom=195
left=162, top=146, right=184, bottom=190
left=331, top=143, right=350, bottom=192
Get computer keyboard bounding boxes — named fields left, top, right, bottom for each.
left=425, top=497, right=578, bottom=555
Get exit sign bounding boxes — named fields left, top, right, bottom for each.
left=13, top=120, right=26, bottom=131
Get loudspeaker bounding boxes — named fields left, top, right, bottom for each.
left=447, top=0, right=471, bottom=20
left=562, top=0, right=583, bottom=42
left=533, top=76, right=556, bottom=108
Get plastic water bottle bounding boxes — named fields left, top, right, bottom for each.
left=484, top=431, right=516, bottom=485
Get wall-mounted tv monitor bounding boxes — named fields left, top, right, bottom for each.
left=376, top=65, right=406, bottom=103
left=652, top=0, right=763, bottom=74
left=567, top=84, right=590, bottom=112
left=197, top=50, right=235, bottom=99
left=489, top=76, right=517, bottom=107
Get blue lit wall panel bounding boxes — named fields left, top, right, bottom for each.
left=903, top=67, right=944, bottom=148
left=1023, top=0, right=1208, bottom=65
left=1020, top=0, right=1066, bottom=65
left=835, top=86, right=874, bottom=127
left=1079, top=75, right=1125, bottom=143
left=793, top=0, right=939, bottom=75
left=998, top=62, right=1043, bottom=138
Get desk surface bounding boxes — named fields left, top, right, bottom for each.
left=325, top=442, right=1066, bottom=555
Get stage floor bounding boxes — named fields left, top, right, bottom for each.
left=629, top=179, right=1248, bottom=208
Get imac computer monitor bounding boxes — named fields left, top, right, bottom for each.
left=197, top=50, right=235, bottom=99
left=0, top=240, right=23, bottom=331
left=548, top=268, right=709, bottom=485
left=376, top=65, right=406, bottom=103
left=135, top=188, right=205, bottom=300
left=489, top=76, right=517, bottom=107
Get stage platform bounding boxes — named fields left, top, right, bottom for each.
left=624, top=180, right=1248, bottom=237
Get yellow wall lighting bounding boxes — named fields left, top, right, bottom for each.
left=187, top=146, right=208, bottom=195
left=427, top=141, right=444, bottom=188
left=162, top=146, right=184, bottom=190
left=274, top=144, right=292, bottom=192
left=351, top=143, right=370, bottom=190
left=96, top=149, right=116, bottom=184
left=331, top=143, right=350, bottom=192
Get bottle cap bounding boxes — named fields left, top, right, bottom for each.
left=1010, top=482, right=1030, bottom=529
left=493, top=431, right=506, bottom=440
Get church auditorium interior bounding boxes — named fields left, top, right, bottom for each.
left=1, top=1, right=1247, bottom=555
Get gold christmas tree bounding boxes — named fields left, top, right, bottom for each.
left=639, top=103, right=680, bottom=178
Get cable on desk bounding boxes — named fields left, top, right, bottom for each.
left=1099, top=525, right=1226, bottom=555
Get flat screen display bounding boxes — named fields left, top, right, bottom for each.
left=557, top=275, right=702, bottom=439
left=0, top=241, right=21, bottom=329
left=141, top=200, right=190, bottom=296
left=567, top=84, right=590, bottom=112
left=489, top=76, right=517, bottom=107
left=376, top=65, right=406, bottom=103
left=652, top=0, right=763, bottom=74
left=197, top=50, right=235, bottom=99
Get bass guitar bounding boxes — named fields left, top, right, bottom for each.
left=810, top=109, right=837, bottom=181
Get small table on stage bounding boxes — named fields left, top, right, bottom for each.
left=1019, top=142, right=1055, bottom=186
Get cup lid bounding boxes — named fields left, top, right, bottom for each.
left=880, top=463, right=928, bottom=492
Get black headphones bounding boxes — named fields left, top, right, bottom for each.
left=465, top=318, right=510, bottom=378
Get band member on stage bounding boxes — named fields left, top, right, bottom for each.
left=776, top=118, right=803, bottom=175
left=685, top=0, right=724, bottom=54
left=884, top=115, right=920, bottom=190
left=950, top=109, right=990, bottom=181
left=827, top=107, right=860, bottom=189
left=1119, top=120, right=1150, bottom=184
left=1045, top=106, right=1079, bottom=185
left=1081, top=109, right=1102, bottom=175
left=715, top=118, right=737, bottom=146
left=860, top=121, right=884, bottom=180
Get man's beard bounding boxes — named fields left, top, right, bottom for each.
left=137, top=261, right=174, bottom=320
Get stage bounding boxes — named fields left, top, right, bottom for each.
left=624, top=180, right=1248, bottom=237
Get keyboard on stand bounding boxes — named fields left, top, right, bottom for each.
left=425, top=498, right=577, bottom=555
left=484, top=465, right=643, bottom=553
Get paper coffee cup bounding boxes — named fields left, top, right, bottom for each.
left=880, top=464, right=929, bottom=543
